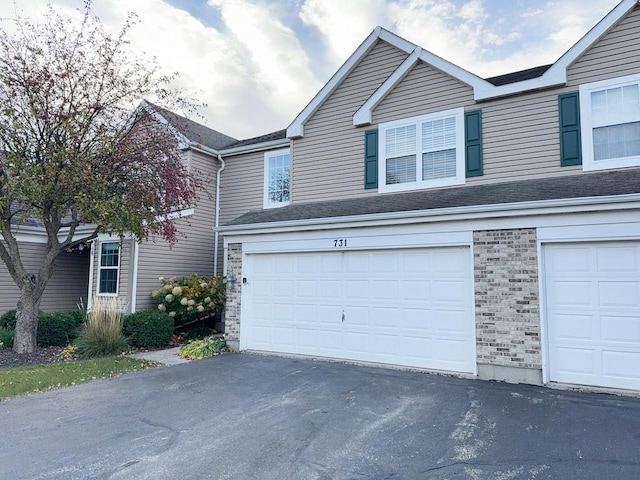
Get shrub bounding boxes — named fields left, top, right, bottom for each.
left=178, top=335, right=228, bottom=360
left=151, top=274, right=225, bottom=327
left=123, top=309, right=174, bottom=348
left=0, top=327, right=14, bottom=348
left=37, top=310, right=85, bottom=346
left=0, top=310, right=16, bottom=330
left=74, top=297, right=127, bottom=358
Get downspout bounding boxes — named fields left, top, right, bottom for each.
left=213, top=153, right=225, bottom=275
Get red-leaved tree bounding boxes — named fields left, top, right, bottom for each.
left=0, top=3, right=202, bottom=352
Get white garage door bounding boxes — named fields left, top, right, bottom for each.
left=242, top=247, right=475, bottom=373
left=545, top=242, right=640, bottom=390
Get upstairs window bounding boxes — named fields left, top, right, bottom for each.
left=378, top=108, right=465, bottom=193
left=580, top=73, right=640, bottom=171
left=98, top=242, right=119, bottom=295
left=263, top=149, right=290, bottom=208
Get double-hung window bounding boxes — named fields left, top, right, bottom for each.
left=378, top=108, right=465, bottom=193
left=263, top=148, right=290, bottom=208
left=580, top=73, right=640, bottom=171
left=98, top=242, right=120, bottom=295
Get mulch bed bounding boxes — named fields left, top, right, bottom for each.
left=0, top=346, right=64, bottom=368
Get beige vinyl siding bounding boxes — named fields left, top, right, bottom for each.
left=0, top=242, right=90, bottom=314
left=219, top=150, right=266, bottom=226
left=292, top=40, right=408, bottom=203
left=135, top=149, right=219, bottom=310
left=372, top=61, right=474, bottom=124
left=567, top=5, right=640, bottom=86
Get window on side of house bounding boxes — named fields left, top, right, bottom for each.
left=98, top=241, right=120, bottom=295
left=263, top=148, right=290, bottom=208
left=378, top=108, right=465, bottom=193
left=580, top=73, right=640, bottom=171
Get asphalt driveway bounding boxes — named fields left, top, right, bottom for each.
left=1, top=353, right=639, bottom=480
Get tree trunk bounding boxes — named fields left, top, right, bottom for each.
left=13, top=280, right=41, bottom=354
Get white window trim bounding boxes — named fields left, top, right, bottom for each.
left=580, top=72, right=640, bottom=172
left=263, top=148, right=291, bottom=209
left=97, top=240, right=120, bottom=297
left=377, top=108, right=465, bottom=194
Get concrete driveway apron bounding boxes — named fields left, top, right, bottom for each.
left=1, top=353, right=639, bottom=479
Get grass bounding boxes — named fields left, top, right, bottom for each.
left=0, top=356, right=160, bottom=400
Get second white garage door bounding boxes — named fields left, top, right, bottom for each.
left=545, top=242, right=640, bottom=390
left=241, top=247, right=475, bottom=373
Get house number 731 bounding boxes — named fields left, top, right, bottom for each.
left=333, top=239, right=347, bottom=247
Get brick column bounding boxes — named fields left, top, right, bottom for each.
left=224, top=243, right=242, bottom=345
left=474, top=229, right=542, bottom=384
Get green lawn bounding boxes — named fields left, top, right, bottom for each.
left=0, top=356, right=160, bottom=400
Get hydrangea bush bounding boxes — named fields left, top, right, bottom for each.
left=152, top=274, right=225, bottom=326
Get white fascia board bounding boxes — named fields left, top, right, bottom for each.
left=12, top=224, right=98, bottom=244
left=218, top=193, right=640, bottom=236
left=475, top=0, right=638, bottom=101
left=287, top=26, right=416, bottom=139
left=219, top=139, right=290, bottom=157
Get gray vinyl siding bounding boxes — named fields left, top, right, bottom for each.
left=292, top=40, right=408, bottom=203
left=0, top=242, right=90, bottom=314
left=567, top=5, right=640, bottom=86
left=135, top=150, right=219, bottom=311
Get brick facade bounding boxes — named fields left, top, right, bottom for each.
left=474, top=229, right=542, bottom=370
left=224, top=243, right=242, bottom=342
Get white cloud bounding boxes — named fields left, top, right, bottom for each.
left=299, top=0, right=387, bottom=64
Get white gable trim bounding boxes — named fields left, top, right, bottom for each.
left=475, top=0, right=639, bottom=101
left=139, top=100, right=192, bottom=149
left=353, top=47, right=492, bottom=126
left=287, top=27, right=416, bottom=139
left=292, top=1, right=639, bottom=133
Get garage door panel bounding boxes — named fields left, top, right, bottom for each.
left=243, top=248, right=474, bottom=373
left=600, top=315, right=640, bottom=342
left=346, top=280, right=368, bottom=299
left=546, top=242, right=640, bottom=390
left=345, top=305, right=368, bottom=325
left=433, top=280, right=467, bottom=304
left=296, top=304, right=317, bottom=323
left=402, top=281, right=429, bottom=301
left=596, top=246, right=639, bottom=272
left=435, top=310, right=470, bottom=335
left=552, top=281, right=594, bottom=306
left=295, top=280, right=317, bottom=298
left=320, top=280, right=342, bottom=299
left=552, top=314, right=596, bottom=342
left=602, top=351, right=640, bottom=380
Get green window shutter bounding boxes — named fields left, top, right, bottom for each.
left=364, top=129, right=378, bottom=189
left=558, top=92, right=582, bottom=166
left=465, top=110, right=483, bottom=177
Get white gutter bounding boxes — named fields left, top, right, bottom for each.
left=219, top=139, right=289, bottom=157
left=217, top=193, right=640, bottom=236
left=213, top=153, right=225, bottom=274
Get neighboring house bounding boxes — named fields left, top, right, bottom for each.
left=86, top=102, right=238, bottom=313
left=220, top=0, right=640, bottom=393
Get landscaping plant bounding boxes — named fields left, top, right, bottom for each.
left=123, top=309, right=174, bottom=348
left=152, top=274, right=225, bottom=327
left=74, top=297, right=127, bottom=358
left=178, top=335, right=229, bottom=360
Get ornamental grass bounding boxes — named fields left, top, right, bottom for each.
left=74, top=296, right=128, bottom=358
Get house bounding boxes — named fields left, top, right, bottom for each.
left=219, top=0, right=640, bottom=393
left=0, top=102, right=239, bottom=316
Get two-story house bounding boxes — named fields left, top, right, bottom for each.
left=219, top=0, right=640, bottom=393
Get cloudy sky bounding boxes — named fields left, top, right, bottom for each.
left=0, top=0, right=622, bottom=139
